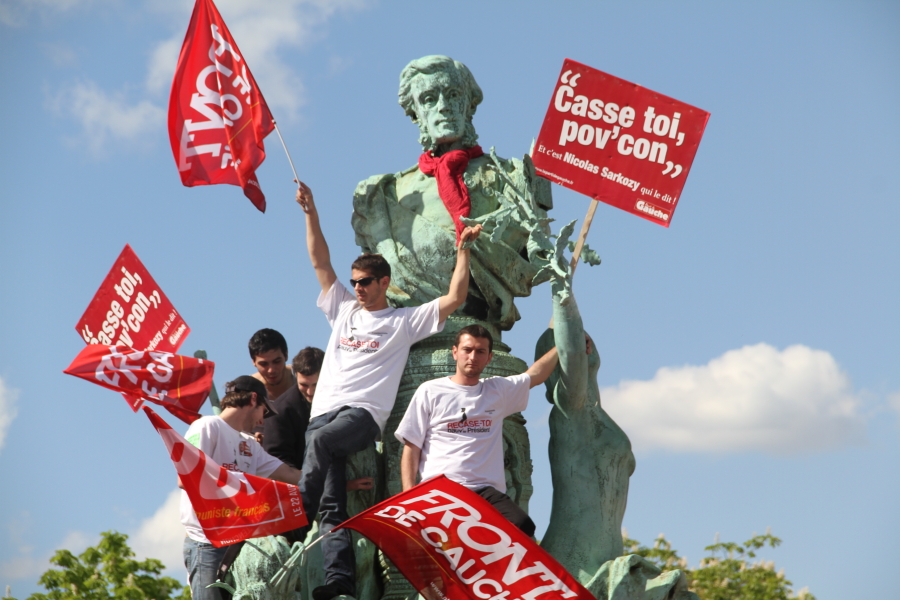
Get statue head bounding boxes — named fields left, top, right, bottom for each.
left=398, top=55, right=483, bottom=153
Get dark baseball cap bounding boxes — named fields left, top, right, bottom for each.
left=225, top=376, right=277, bottom=418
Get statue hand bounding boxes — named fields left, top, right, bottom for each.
left=294, top=180, right=316, bottom=214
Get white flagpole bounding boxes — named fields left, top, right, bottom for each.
left=273, top=120, right=301, bottom=187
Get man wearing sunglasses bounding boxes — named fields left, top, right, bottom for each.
left=294, top=180, right=482, bottom=600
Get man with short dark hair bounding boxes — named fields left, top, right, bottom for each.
left=263, top=346, right=325, bottom=470
left=294, top=181, right=482, bottom=600
left=248, top=328, right=294, bottom=400
left=180, top=376, right=302, bottom=600
left=395, top=325, right=558, bottom=536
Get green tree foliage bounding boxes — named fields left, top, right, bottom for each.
left=21, top=531, right=188, bottom=600
left=623, top=530, right=814, bottom=600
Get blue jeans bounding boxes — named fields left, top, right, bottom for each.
left=299, top=407, right=380, bottom=593
left=183, top=537, right=229, bottom=600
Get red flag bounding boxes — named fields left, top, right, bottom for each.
left=169, top=0, right=275, bottom=212
left=64, top=345, right=214, bottom=424
left=76, top=244, right=192, bottom=413
left=335, top=476, right=593, bottom=600
left=144, top=407, right=307, bottom=546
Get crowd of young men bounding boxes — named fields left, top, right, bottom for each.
left=179, top=180, right=559, bottom=600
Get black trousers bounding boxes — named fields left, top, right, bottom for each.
left=475, top=486, right=536, bottom=537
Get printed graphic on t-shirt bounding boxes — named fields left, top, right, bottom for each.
left=239, top=440, right=253, bottom=456
left=338, top=322, right=386, bottom=354
left=446, top=417, right=494, bottom=434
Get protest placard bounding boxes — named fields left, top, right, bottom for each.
left=76, top=244, right=190, bottom=354
left=532, top=59, right=709, bottom=227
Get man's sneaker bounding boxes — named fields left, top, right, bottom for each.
left=312, top=582, right=354, bottom=600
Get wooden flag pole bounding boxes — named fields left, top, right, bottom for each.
left=569, top=198, right=600, bottom=275
left=549, top=198, right=600, bottom=328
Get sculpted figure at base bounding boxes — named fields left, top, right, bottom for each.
left=536, top=264, right=698, bottom=599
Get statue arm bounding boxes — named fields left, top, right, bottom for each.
left=400, top=441, right=421, bottom=491
left=553, top=294, right=589, bottom=411
left=296, top=182, right=337, bottom=294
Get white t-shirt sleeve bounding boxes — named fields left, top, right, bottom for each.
left=246, top=434, right=284, bottom=478
left=395, top=388, right=431, bottom=449
left=185, top=418, right=216, bottom=454
left=404, top=298, right=445, bottom=344
left=317, top=280, right=356, bottom=327
left=499, top=373, right=531, bottom=414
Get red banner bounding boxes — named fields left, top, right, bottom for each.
left=144, top=407, right=307, bottom=547
left=64, top=345, right=214, bottom=424
left=76, top=244, right=190, bottom=354
left=336, top=476, right=593, bottom=600
left=533, top=59, right=710, bottom=227
left=169, top=0, right=275, bottom=212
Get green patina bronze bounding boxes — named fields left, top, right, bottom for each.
left=222, top=55, right=695, bottom=600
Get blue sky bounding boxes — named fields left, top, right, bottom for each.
left=1, top=1, right=898, bottom=598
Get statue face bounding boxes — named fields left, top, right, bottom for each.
left=411, top=70, right=468, bottom=147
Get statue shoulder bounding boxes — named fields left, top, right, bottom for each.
left=353, top=164, right=420, bottom=203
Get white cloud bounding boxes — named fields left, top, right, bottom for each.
left=145, top=0, right=368, bottom=120
left=602, top=343, right=866, bottom=454
left=0, top=492, right=183, bottom=584
left=130, top=489, right=184, bottom=574
left=889, top=392, right=900, bottom=422
left=0, top=376, right=18, bottom=453
left=0, top=521, right=94, bottom=581
left=44, top=0, right=367, bottom=151
left=48, top=81, right=166, bottom=155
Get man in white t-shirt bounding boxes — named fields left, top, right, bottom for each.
left=180, top=376, right=303, bottom=600
left=295, top=181, right=482, bottom=600
left=395, top=324, right=559, bottom=536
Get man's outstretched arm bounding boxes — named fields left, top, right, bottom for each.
left=270, top=463, right=303, bottom=485
left=296, top=181, right=337, bottom=294
left=438, top=225, right=483, bottom=322
left=400, top=441, right=422, bottom=491
left=525, top=347, right=559, bottom=388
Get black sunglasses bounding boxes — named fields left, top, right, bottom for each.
left=350, top=276, right=378, bottom=287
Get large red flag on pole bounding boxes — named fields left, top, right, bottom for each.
left=64, top=344, right=214, bottom=424
left=169, top=0, right=275, bottom=212
left=144, top=407, right=308, bottom=546
left=335, top=476, right=594, bottom=600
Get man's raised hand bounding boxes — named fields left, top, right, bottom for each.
left=458, top=224, right=483, bottom=249
left=295, top=180, right=315, bottom=214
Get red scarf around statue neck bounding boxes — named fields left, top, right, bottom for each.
left=418, top=145, right=484, bottom=243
